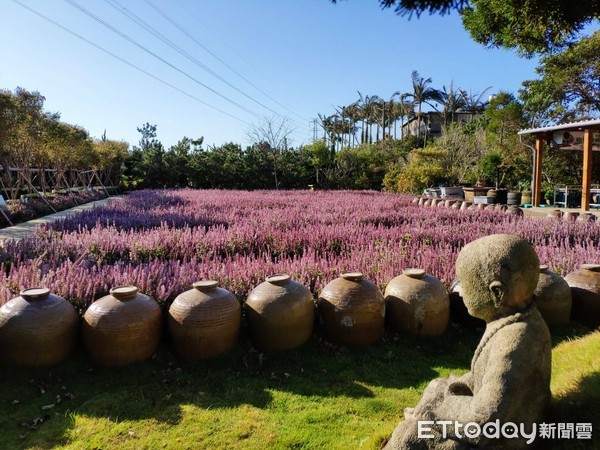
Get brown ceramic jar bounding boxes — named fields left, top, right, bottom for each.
left=418, top=197, right=426, bottom=206
left=168, top=281, right=241, bottom=360
left=546, top=209, right=563, bottom=219
left=576, top=213, right=597, bottom=223
left=245, top=274, right=314, bottom=351
left=563, top=211, right=579, bottom=222
left=412, top=197, right=420, bottom=204
left=451, top=201, right=462, bottom=210
left=82, top=286, right=162, bottom=367
left=318, top=272, right=385, bottom=345
left=460, top=201, right=472, bottom=211
left=448, top=279, right=486, bottom=329
left=385, top=269, right=449, bottom=336
left=564, top=264, right=600, bottom=328
left=534, top=265, right=572, bottom=326
left=505, top=205, right=524, bottom=217
left=0, top=288, right=78, bottom=366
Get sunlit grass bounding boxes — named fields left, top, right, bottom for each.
left=0, top=324, right=596, bottom=449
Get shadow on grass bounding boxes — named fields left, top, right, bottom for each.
left=0, top=323, right=586, bottom=449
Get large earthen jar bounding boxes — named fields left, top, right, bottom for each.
left=564, top=264, right=600, bottom=328
left=245, top=274, right=314, bottom=351
left=534, top=265, right=572, bottom=326
left=318, top=272, right=385, bottom=345
left=82, top=286, right=162, bottom=367
left=448, top=279, right=486, bottom=329
left=0, top=288, right=78, bottom=366
left=385, top=269, right=449, bottom=336
left=168, top=281, right=241, bottom=360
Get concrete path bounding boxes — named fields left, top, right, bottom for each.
left=0, top=196, right=122, bottom=243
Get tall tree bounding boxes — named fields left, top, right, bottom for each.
left=404, top=70, right=443, bottom=139
left=520, top=30, right=600, bottom=126
left=332, top=0, right=599, bottom=56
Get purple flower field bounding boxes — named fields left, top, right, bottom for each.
left=1, top=189, right=598, bottom=309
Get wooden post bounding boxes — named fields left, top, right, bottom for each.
left=581, top=128, right=593, bottom=211
left=533, top=137, right=543, bottom=206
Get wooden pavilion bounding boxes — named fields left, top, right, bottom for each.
left=518, top=119, right=600, bottom=211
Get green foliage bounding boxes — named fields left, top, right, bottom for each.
left=520, top=30, right=600, bottom=125
left=388, top=146, right=448, bottom=193
left=345, top=0, right=599, bottom=56
left=478, top=150, right=502, bottom=187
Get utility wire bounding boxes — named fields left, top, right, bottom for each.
left=62, top=0, right=262, bottom=119
left=103, top=0, right=287, bottom=121
left=145, top=0, right=308, bottom=123
left=11, top=0, right=249, bottom=125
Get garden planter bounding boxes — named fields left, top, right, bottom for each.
left=385, top=269, right=449, bottom=336
left=318, top=272, right=385, bottom=345
left=443, top=200, right=456, bottom=208
left=168, top=281, right=241, bottom=360
left=534, top=265, right=572, bottom=326
left=507, top=191, right=521, bottom=206
left=0, top=288, right=78, bottom=366
left=82, top=286, right=162, bottom=367
left=451, top=201, right=462, bottom=210
left=459, top=201, right=472, bottom=211
left=521, top=190, right=532, bottom=205
left=564, top=264, right=600, bottom=328
left=448, top=279, right=486, bottom=329
left=245, top=274, right=314, bottom=351
left=423, top=199, right=432, bottom=207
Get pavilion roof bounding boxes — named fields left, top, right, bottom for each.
left=518, top=118, right=600, bottom=136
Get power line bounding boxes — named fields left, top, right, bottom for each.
left=145, top=0, right=309, bottom=123
left=10, top=0, right=249, bottom=125
left=62, top=0, right=263, bottom=119
left=103, top=0, right=288, bottom=121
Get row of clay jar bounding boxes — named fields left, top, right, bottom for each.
left=414, top=196, right=525, bottom=216
left=413, top=196, right=598, bottom=222
left=0, top=264, right=598, bottom=368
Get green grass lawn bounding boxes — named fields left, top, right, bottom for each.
left=0, top=323, right=597, bottom=449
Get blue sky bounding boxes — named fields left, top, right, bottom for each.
left=2, top=0, right=547, bottom=149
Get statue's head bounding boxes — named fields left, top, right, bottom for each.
left=455, top=234, right=539, bottom=322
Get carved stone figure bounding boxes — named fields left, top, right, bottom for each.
left=385, top=234, right=552, bottom=449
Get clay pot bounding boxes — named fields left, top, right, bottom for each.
left=245, top=274, right=314, bottom=351
left=418, top=197, right=426, bottom=206
left=477, top=203, right=488, bottom=210
left=0, top=288, right=78, bottom=366
left=505, top=206, right=523, bottom=217
left=443, top=200, right=455, bottom=208
left=412, top=197, right=420, bottom=204
left=563, top=211, right=579, bottom=222
left=437, top=199, right=448, bottom=208
left=423, top=199, right=432, bottom=207
left=385, top=269, right=449, bottom=336
left=521, top=190, right=533, bottom=205
left=467, top=204, right=479, bottom=211
left=168, top=281, right=241, bottom=360
left=547, top=209, right=563, bottom=219
left=576, top=213, right=597, bottom=223
left=318, top=272, right=385, bottom=345
left=564, top=264, right=600, bottom=328
left=451, top=201, right=462, bottom=210
left=534, top=265, right=572, bottom=326
left=430, top=198, right=441, bottom=207
left=448, top=279, right=486, bottom=329
left=460, top=202, right=472, bottom=211
left=82, top=286, right=162, bottom=367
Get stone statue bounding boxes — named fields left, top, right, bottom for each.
left=384, top=234, right=552, bottom=449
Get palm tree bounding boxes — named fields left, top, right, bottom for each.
left=439, top=81, right=467, bottom=126
left=391, top=93, right=414, bottom=139
left=404, top=70, right=444, bottom=139
left=462, top=87, right=493, bottom=120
